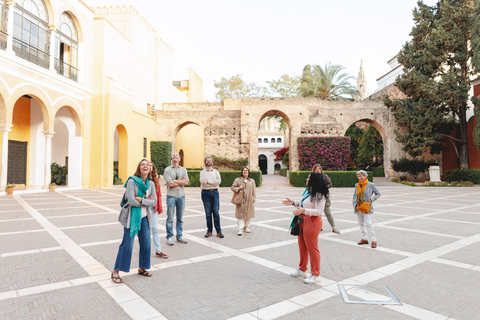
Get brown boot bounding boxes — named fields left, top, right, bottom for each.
left=357, top=239, right=369, bottom=245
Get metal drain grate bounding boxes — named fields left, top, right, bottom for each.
left=338, top=284, right=402, bottom=305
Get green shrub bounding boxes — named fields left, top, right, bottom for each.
left=445, top=169, right=480, bottom=184
left=51, top=162, right=67, bottom=185
left=371, top=167, right=385, bottom=177
left=150, top=141, right=172, bottom=174
left=401, top=181, right=416, bottom=186
left=450, top=181, right=459, bottom=186
left=280, top=168, right=288, bottom=177
left=440, top=181, right=449, bottom=186
left=211, top=156, right=247, bottom=170
left=460, top=181, right=474, bottom=187
left=289, top=171, right=373, bottom=187
left=424, top=181, right=436, bottom=186
left=186, top=170, right=262, bottom=187
left=113, top=161, right=123, bottom=185
left=391, top=177, right=400, bottom=183
left=391, top=158, right=437, bottom=176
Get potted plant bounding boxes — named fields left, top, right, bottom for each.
left=49, top=182, right=56, bottom=192
left=6, top=183, right=14, bottom=195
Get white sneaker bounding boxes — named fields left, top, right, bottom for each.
left=244, top=226, right=251, bottom=233
left=166, top=238, right=174, bottom=246
left=237, top=230, right=243, bottom=236
left=304, top=275, right=320, bottom=284
left=290, top=269, right=308, bottom=278
left=176, top=237, right=188, bottom=244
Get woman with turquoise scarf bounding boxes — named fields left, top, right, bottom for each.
left=111, top=159, right=157, bottom=284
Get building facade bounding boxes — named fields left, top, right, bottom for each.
left=0, top=1, right=202, bottom=190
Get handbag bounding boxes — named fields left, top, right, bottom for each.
left=356, top=201, right=370, bottom=213
left=325, top=197, right=331, bottom=207
left=231, top=190, right=244, bottom=205
left=290, top=215, right=303, bottom=236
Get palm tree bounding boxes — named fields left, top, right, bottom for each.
left=299, top=63, right=359, bottom=100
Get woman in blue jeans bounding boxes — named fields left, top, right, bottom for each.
left=111, top=159, right=157, bottom=284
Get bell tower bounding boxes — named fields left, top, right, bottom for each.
left=357, top=59, right=368, bottom=100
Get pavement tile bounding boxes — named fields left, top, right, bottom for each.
left=0, top=219, right=43, bottom=233
left=0, top=283, right=130, bottom=320
left=437, top=242, right=480, bottom=266
left=0, top=231, right=59, bottom=253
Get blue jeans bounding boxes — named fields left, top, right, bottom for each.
left=166, top=195, right=185, bottom=239
left=201, top=190, right=221, bottom=233
left=114, top=217, right=151, bottom=272
left=151, top=212, right=162, bottom=252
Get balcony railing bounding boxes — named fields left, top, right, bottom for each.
left=0, top=30, right=7, bottom=50
left=54, top=58, right=78, bottom=82
left=12, top=37, right=49, bottom=69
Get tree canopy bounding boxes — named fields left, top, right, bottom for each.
left=299, top=63, right=359, bottom=100
left=213, top=74, right=266, bottom=101
left=266, top=74, right=300, bottom=97
left=385, top=0, right=473, bottom=167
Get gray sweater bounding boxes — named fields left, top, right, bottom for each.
left=352, top=182, right=381, bottom=214
left=119, top=179, right=157, bottom=228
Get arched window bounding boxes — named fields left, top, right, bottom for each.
left=271, top=138, right=275, bottom=143
left=258, top=138, right=262, bottom=143
left=263, top=138, right=268, bottom=143
left=13, top=0, right=50, bottom=68
left=0, top=0, right=7, bottom=50
left=277, top=138, right=281, bottom=143
left=55, top=12, right=78, bottom=81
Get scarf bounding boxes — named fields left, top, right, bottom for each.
left=290, top=188, right=311, bottom=229
left=124, top=176, right=150, bottom=237
left=356, top=179, right=369, bottom=203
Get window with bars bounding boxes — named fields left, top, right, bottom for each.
left=55, top=12, right=78, bottom=81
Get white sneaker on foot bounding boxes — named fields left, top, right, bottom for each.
left=290, top=269, right=308, bottom=278
left=244, top=226, right=251, bottom=233
left=304, top=275, right=320, bottom=284
left=176, top=237, right=188, bottom=244
left=237, top=230, right=243, bottom=236
left=166, top=238, right=174, bottom=246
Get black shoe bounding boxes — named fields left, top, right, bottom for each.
left=205, top=232, right=212, bottom=238
left=217, top=233, right=224, bottom=238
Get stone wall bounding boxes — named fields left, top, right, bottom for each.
left=156, top=97, right=407, bottom=173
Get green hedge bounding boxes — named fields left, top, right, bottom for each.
left=346, top=167, right=384, bottom=177
left=151, top=141, right=172, bottom=174
left=289, top=171, right=373, bottom=187
left=186, top=170, right=262, bottom=187
left=445, top=169, right=480, bottom=184
left=280, top=168, right=288, bottom=177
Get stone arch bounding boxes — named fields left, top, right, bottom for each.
left=53, top=98, right=82, bottom=136
left=52, top=106, right=82, bottom=186
left=344, top=118, right=388, bottom=173
left=7, top=84, right=53, bottom=131
left=114, top=124, right=128, bottom=183
left=255, top=109, right=292, bottom=171
left=42, top=0, right=55, bottom=25
left=173, top=121, right=204, bottom=168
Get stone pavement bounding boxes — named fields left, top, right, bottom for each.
left=1, top=178, right=480, bottom=320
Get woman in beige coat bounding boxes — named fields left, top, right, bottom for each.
left=231, top=167, right=256, bottom=236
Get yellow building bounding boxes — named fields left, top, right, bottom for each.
left=0, top=0, right=204, bottom=190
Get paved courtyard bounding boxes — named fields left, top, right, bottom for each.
left=1, top=177, right=480, bottom=320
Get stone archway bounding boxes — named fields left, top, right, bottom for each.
left=114, top=124, right=128, bottom=183
left=174, top=122, right=204, bottom=169
left=157, top=97, right=406, bottom=173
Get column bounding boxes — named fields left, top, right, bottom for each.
left=6, top=0, right=16, bottom=54
left=49, top=26, right=56, bottom=71
left=0, top=124, right=13, bottom=188
left=43, top=130, right=54, bottom=188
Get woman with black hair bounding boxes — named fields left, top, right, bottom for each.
left=283, top=172, right=328, bottom=284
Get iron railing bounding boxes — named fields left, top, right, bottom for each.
left=0, top=30, right=7, bottom=50
left=54, top=58, right=78, bottom=81
left=12, top=37, right=49, bottom=68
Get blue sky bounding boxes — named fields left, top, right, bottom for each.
left=86, top=0, right=439, bottom=101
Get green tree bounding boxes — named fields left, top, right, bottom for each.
left=471, top=0, right=480, bottom=153
left=266, top=74, right=300, bottom=97
left=214, top=74, right=267, bottom=101
left=385, top=0, right=473, bottom=166
left=299, top=63, right=359, bottom=100
left=357, top=125, right=383, bottom=166
left=345, top=124, right=365, bottom=166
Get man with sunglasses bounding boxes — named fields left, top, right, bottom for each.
left=164, top=152, right=189, bottom=245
